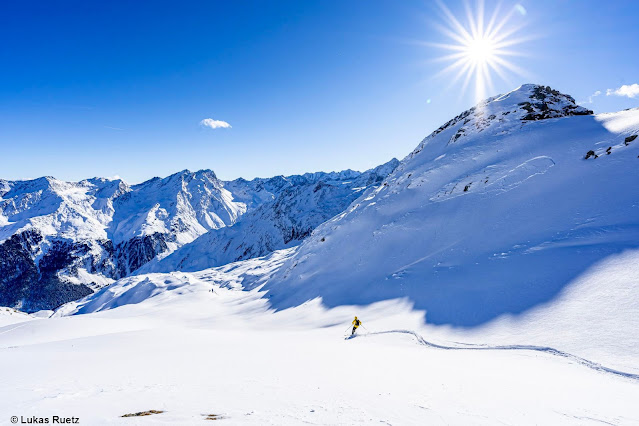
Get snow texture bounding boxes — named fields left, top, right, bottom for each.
left=1, top=248, right=637, bottom=424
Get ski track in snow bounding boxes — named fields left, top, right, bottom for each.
left=0, top=322, right=29, bottom=335
left=354, top=330, right=639, bottom=382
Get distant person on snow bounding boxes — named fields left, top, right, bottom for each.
left=351, top=316, right=362, bottom=336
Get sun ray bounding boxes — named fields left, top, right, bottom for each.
left=436, top=1, right=474, bottom=42
left=460, top=61, right=476, bottom=96
left=484, top=1, right=502, bottom=38
left=487, top=59, right=516, bottom=89
left=491, top=48, right=528, bottom=58
left=465, top=1, right=479, bottom=40
left=490, top=55, right=537, bottom=82
left=485, top=6, right=518, bottom=41
left=451, top=60, right=475, bottom=88
left=429, top=1, right=531, bottom=102
left=476, top=0, right=485, bottom=37
left=430, top=52, right=471, bottom=64
left=432, top=20, right=472, bottom=47
left=433, top=56, right=474, bottom=80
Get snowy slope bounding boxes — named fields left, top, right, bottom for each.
left=0, top=306, right=34, bottom=326
left=256, top=85, right=639, bottom=366
left=1, top=252, right=637, bottom=425
left=140, top=159, right=399, bottom=273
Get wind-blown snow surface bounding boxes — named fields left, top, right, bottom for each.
left=0, top=250, right=638, bottom=424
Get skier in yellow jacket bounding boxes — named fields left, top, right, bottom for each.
left=351, top=316, right=362, bottom=336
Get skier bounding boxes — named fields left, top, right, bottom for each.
left=351, top=316, right=362, bottom=336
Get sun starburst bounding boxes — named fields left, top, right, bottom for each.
left=430, top=1, right=532, bottom=102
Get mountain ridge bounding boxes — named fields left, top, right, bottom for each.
left=0, top=161, right=398, bottom=311
left=255, top=84, right=638, bottom=330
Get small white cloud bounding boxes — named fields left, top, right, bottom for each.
left=200, top=118, right=232, bottom=129
left=606, top=84, right=639, bottom=98
left=583, top=90, right=601, bottom=104
left=514, top=4, right=527, bottom=15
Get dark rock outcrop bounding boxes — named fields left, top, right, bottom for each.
left=0, top=230, right=93, bottom=311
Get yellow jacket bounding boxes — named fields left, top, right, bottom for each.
left=352, top=318, right=361, bottom=327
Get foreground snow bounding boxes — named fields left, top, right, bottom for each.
left=0, top=307, right=34, bottom=327
left=1, top=252, right=638, bottom=425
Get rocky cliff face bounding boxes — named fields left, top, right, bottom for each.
left=0, top=229, right=94, bottom=311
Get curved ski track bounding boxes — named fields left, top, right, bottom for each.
left=352, top=329, right=639, bottom=382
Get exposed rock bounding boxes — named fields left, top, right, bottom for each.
left=121, top=410, right=164, bottom=418
left=585, top=150, right=598, bottom=160
left=520, top=85, right=593, bottom=121
left=0, top=230, right=93, bottom=311
left=411, top=84, right=593, bottom=153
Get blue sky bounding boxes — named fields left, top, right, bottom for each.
left=1, top=0, right=638, bottom=183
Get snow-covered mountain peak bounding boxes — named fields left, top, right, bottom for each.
left=110, top=169, right=243, bottom=245
left=301, top=169, right=361, bottom=183
left=415, top=84, right=593, bottom=152
left=262, top=87, right=638, bottom=330
left=165, top=168, right=216, bottom=181
left=139, top=158, right=400, bottom=273
left=493, top=83, right=592, bottom=120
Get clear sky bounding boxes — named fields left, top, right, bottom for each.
left=1, top=0, right=638, bottom=183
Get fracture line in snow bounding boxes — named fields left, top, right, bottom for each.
left=357, top=330, right=639, bottom=382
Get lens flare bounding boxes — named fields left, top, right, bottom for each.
left=429, top=0, right=532, bottom=102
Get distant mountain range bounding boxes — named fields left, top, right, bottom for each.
left=0, top=160, right=398, bottom=311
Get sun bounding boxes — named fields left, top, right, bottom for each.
left=429, top=1, right=531, bottom=102
left=465, top=36, right=497, bottom=64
